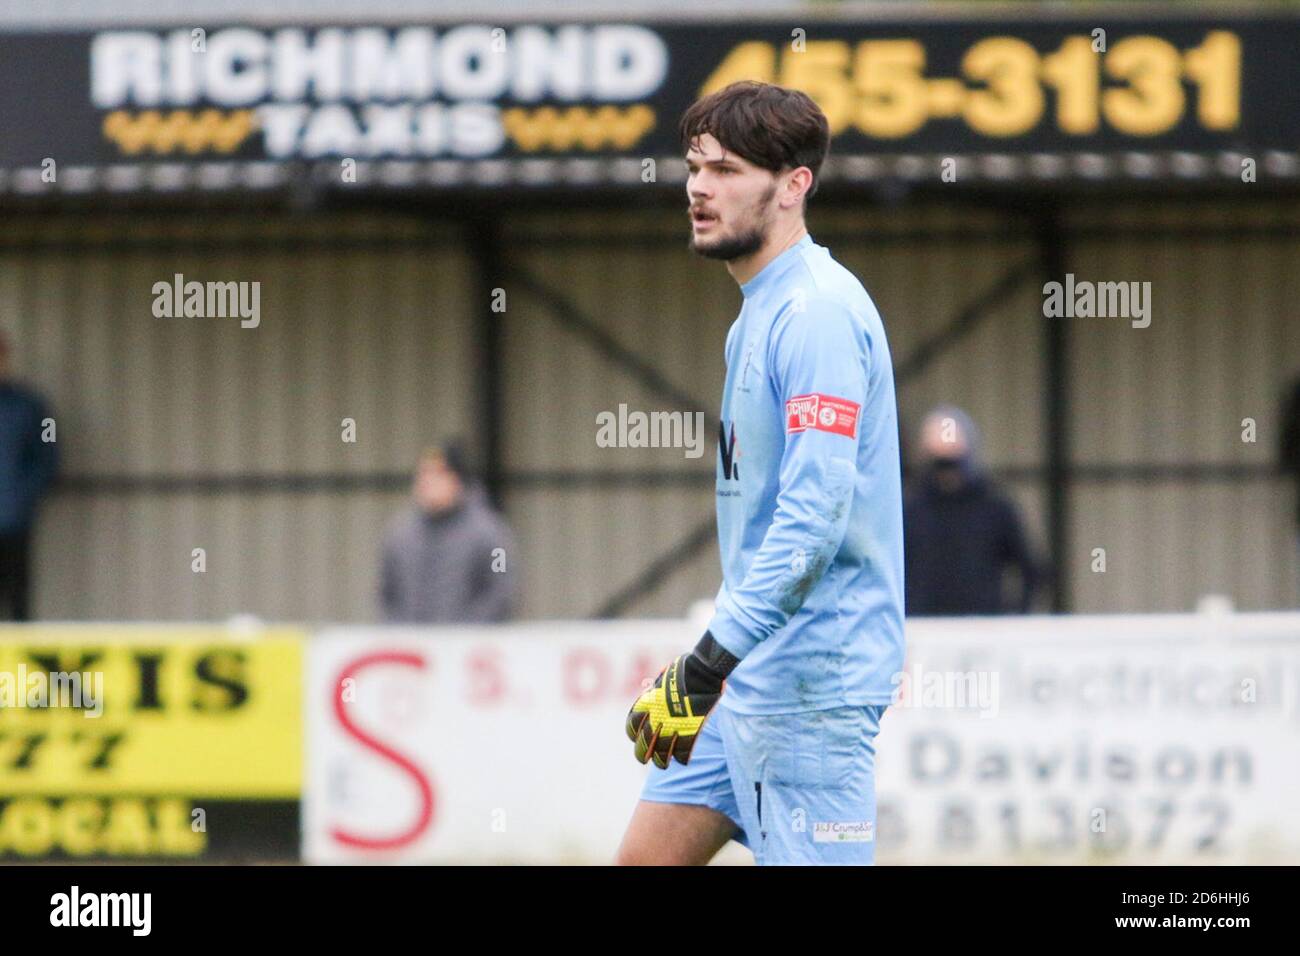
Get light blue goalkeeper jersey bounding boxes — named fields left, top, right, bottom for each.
left=707, top=232, right=905, bottom=715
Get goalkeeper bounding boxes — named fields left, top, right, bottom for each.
left=616, top=81, right=905, bottom=866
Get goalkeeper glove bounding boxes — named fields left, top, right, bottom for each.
left=626, top=631, right=740, bottom=769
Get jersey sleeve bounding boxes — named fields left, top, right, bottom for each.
left=706, top=294, right=869, bottom=658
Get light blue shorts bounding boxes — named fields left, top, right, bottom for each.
left=639, top=702, right=887, bottom=865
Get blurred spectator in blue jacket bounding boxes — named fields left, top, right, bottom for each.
left=904, top=406, right=1042, bottom=616
left=0, top=332, right=59, bottom=620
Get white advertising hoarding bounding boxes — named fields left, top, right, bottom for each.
left=305, top=622, right=695, bottom=864
left=305, top=614, right=1300, bottom=864
left=876, top=614, right=1300, bottom=864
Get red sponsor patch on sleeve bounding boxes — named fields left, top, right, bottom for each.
left=785, top=393, right=861, bottom=438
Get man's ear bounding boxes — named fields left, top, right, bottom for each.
left=781, top=167, right=813, bottom=209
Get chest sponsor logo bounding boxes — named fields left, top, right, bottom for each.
left=718, top=421, right=739, bottom=481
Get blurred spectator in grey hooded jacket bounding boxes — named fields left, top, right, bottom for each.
left=379, top=443, right=517, bottom=624
left=903, top=406, right=1043, bottom=616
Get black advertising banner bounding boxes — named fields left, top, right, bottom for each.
left=0, top=14, right=1297, bottom=191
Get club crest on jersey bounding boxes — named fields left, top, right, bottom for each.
left=785, top=393, right=860, bottom=438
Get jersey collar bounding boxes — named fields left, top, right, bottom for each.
left=740, top=233, right=814, bottom=299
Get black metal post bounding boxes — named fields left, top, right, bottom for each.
left=468, top=219, right=506, bottom=508
left=1038, top=206, right=1071, bottom=612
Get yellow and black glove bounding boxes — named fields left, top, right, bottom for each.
left=626, top=632, right=740, bottom=768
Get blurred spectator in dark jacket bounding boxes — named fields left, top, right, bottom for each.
left=379, top=442, right=517, bottom=624
left=1281, top=376, right=1300, bottom=588
left=0, top=332, right=59, bottom=620
left=904, top=406, right=1041, bottom=616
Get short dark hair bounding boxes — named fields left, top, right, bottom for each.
left=679, top=81, right=831, bottom=202
left=418, top=440, right=472, bottom=481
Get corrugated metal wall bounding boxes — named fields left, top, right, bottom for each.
left=1, top=215, right=475, bottom=622
left=502, top=211, right=726, bottom=620
left=2, top=197, right=1296, bottom=622
left=1064, top=201, right=1300, bottom=611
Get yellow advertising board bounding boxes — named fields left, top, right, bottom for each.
left=0, top=626, right=303, bottom=860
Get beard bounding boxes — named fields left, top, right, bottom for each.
left=688, top=183, right=776, bottom=261
left=689, top=224, right=766, bottom=261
